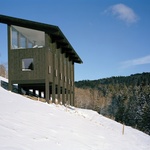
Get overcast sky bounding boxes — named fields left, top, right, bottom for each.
left=0, top=0, right=150, bottom=81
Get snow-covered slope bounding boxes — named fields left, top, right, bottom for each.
left=0, top=76, right=8, bottom=82
left=0, top=80, right=150, bottom=150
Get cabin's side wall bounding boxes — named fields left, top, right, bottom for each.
left=8, top=26, right=46, bottom=85
left=7, top=25, right=75, bottom=106
left=46, top=35, right=75, bottom=105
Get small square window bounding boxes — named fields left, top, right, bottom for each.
left=22, top=58, right=34, bottom=71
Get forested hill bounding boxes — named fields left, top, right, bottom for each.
left=74, top=72, right=150, bottom=135
left=75, top=72, right=150, bottom=89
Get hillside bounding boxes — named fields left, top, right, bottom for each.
left=0, top=77, right=150, bottom=150
left=75, top=72, right=150, bottom=135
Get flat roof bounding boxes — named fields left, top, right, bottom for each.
left=0, top=14, right=83, bottom=64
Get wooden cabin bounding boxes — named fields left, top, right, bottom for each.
left=0, top=14, right=83, bottom=105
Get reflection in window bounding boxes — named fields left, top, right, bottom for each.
left=20, top=34, right=26, bottom=48
left=28, top=41, right=33, bottom=48
left=12, top=28, right=18, bottom=49
left=22, top=58, right=34, bottom=71
left=11, top=25, right=45, bottom=49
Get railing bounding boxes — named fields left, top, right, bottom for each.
left=1, top=80, right=18, bottom=93
left=0, top=79, right=47, bottom=103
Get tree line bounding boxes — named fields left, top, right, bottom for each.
left=75, top=72, right=150, bottom=135
left=0, top=64, right=7, bottom=78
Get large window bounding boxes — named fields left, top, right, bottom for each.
left=22, top=58, right=34, bottom=71
left=11, top=26, right=45, bottom=49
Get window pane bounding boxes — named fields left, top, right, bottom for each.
left=11, top=25, right=45, bottom=49
left=20, top=34, right=26, bottom=48
left=22, top=58, right=34, bottom=71
left=12, top=28, right=18, bottom=49
left=28, top=41, right=33, bottom=48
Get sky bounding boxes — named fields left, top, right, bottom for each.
left=0, top=0, right=150, bottom=81
left=0, top=79, right=150, bottom=149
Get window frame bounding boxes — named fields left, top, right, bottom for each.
left=11, top=26, right=45, bottom=49
left=22, top=58, right=34, bottom=71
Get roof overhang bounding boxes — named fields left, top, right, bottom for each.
left=0, top=14, right=83, bottom=64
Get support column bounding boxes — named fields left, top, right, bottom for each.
left=26, top=88, right=29, bottom=96
left=8, top=82, right=12, bottom=92
left=18, top=84, right=22, bottom=94
left=39, top=90, right=42, bottom=98
left=45, top=81, right=50, bottom=103
left=61, top=87, right=64, bottom=104
left=62, top=53, right=65, bottom=104
left=66, top=87, right=68, bottom=104
left=72, top=63, right=75, bottom=106
left=52, top=43, right=56, bottom=103
left=69, top=61, right=72, bottom=105
left=70, top=62, right=73, bottom=106
left=58, top=83, right=60, bottom=103
left=52, top=82, right=55, bottom=103
left=44, top=91, right=45, bottom=98
left=7, top=25, right=12, bottom=92
left=57, top=48, right=61, bottom=103
left=33, top=89, right=36, bottom=96
left=66, top=57, right=69, bottom=104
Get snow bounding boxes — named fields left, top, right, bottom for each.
left=0, top=76, right=8, bottom=83
left=0, top=77, right=150, bottom=150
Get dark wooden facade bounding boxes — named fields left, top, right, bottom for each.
left=0, top=15, right=82, bottom=105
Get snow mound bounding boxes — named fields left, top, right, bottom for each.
left=0, top=76, right=8, bottom=82
left=0, top=82, right=150, bottom=150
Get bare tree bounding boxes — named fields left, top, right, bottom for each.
left=0, top=64, right=7, bottom=78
